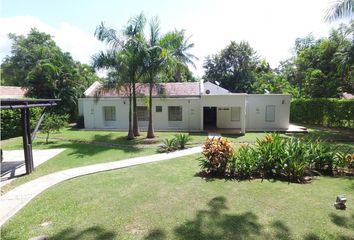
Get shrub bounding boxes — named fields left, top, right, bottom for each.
left=230, top=144, right=258, bottom=179
left=174, top=133, right=192, bottom=149
left=159, top=138, right=178, bottom=152
left=41, top=113, right=69, bottom=143
left=1, top=107, right=42, bottom=139
left=290, top=98, right=354, bottom=128
left=199, top=133, right=350, bottom=183
left=200, top=137, right=234, bottom=175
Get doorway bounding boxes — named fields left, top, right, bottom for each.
left=203, top=107, right=217, bottom=130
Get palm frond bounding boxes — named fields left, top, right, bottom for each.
left=325, top=0, right=354, bottom=22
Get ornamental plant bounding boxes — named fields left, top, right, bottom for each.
left=200, top=137, right=234, bottom=175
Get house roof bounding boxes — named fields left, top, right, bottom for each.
left=85, top=81, right=233, bottom=98
left=203, top=81, right=230, bottom=95
left=86, top=82, right=201, bottom=97
left=342, top=92, right=354, bottom=99
left=0, top=86, right=27, bottom=99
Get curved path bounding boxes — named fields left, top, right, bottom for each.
left=0, top=146, right=202, bottom=227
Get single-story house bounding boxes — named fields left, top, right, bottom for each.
left=78, top=81, right=291, bottom=133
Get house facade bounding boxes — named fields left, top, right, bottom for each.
left=78, top=81, right=291, bottom=133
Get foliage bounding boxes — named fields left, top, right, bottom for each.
left=1, top=29, right=100, bottom=120
left=0, top=108, right=42, bottom=140
left=291, top=98, right=354, bottom=128
left=200, top=137, right=234, bottom=175
left=203, top=41, right=258, bottom=93
left=199, top=134, right=353, bottom=183
left=229, top=144, right=258, bottom=178
left=174, top=133, right=192, bottom=149
left=159, top=138, right=178, bottom=152
left=41, top=113, right=68, bottom=143
left=324, top=0, right=354, bottom=22
left=278, top=22, right=354, bottom=98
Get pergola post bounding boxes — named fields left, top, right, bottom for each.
left=21, top=108, right=34, bottom=174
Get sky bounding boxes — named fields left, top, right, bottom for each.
left=0, top=0, right=344, bottom=77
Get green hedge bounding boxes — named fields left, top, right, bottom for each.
left=290, top=99, right=354, bottom=128
left=1, top=108, right=42, bottom=140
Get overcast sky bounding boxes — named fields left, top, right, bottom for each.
left=0, top=0, right=345, bottom=77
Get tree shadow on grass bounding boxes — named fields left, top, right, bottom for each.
left=50, top=226, right=116, bottom=240
left=144, top=196, right=294, bottom=240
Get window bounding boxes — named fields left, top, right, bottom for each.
left=137, top=106, right=148, bottom=121
left=265, top=105, right=275, bottom=122
left=231, top=107, right=240, bottom=121
left=156, top=106, right=162, bottom=112
left=103, top=106, right=116, bottom=121
left=168, top=106, right=182, bottom=121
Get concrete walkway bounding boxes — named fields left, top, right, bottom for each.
left=1, top=149, right=65, bottom=188
left=0, top=146, right=202, bottom=227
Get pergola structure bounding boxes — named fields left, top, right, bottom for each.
left=0, top=99, right=60, bottom=174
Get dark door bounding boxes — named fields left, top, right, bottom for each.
left=203, top=107, right=217, bottom=129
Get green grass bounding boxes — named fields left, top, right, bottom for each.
left=2, top=154, right=353, bottom=240
left=0, top=130, right=207, bottom=194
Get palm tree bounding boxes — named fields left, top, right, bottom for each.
left=92, top=49, right=136, bottom=139
left=93, top=16, right=146, bottom=140
left=123, top=13, right=147, bottom=137
left=325, top=0, right=354, bottom=22
left=143, top=19, right=198, bottom=138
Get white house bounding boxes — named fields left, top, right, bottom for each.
left=78, top=81, right=291, bottom=133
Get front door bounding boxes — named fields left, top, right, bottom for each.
left=203, top=107, right=217, bottom=130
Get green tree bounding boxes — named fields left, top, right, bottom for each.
left=41, top=113, right=68, bottom=143
left=203, top=41, right=258, bottom=93
left=143, top=18, right=197, bottom=138
left=1, top=29, right=99, bottom=120
left=93, top=14, right=146, bottom=140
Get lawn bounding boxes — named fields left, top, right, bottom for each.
left=1, top=125, right=353, bottom=194
left=1, top=153, right=353, bottom=240
left=0, top=129, right=207, bottom=194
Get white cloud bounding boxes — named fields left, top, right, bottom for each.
left=0, top=16, right=105, bottom=65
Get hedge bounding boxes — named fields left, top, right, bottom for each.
left=1, top=108, right=42, bottom=140
left=290, top=98, right=354, bottom=129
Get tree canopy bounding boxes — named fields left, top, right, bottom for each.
left=1, top=29, right=100, bottom=119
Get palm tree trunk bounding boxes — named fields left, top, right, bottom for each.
left=127, top=82, right=134, bottom=140
left=132, top=80, right=140, bottom=136
left=147, top=77, right=155, bottom=138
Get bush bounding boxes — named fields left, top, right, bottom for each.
left=174, top=133, right=191, bottom=149
left=230, top=144, right=258, bottom=179
left=200, top=137, right=234, bottom=175
left=1, top=107, right=42, bottom=140
left=199, top=134, right=352, bottom=183
left=159, top=138, right=178, bottom=152
left=41, top=113, right=69, bottom=143
left=290, top=98, right=354, bottom=128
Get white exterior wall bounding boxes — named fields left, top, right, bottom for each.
left=80, top=97, right=202, bottom=131
left=246, top=94, right=291, bottom=131
left=201, top=94, right=247, bottom=133
left=80, top=93, right=291, bottom=132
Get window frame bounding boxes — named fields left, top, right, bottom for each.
left=137, top=106, right=149, bottom=121
left=168, top=106, right=183, bottom=121
left=265, top=105, right=276, bottom=122
left=155, top=106, right=162, bottom=112
left=230, top=107, right=241, bottom=122
left=103, top=106, right=116, bottom=121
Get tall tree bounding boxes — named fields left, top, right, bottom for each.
left=325, top=0, right=354, bottom=22
left=143, top=18, right=197, bottom=138
left=93, top=15, right=146, bottom=140
left=1, top=29, right=98, bottom=119
left=203, top=41, right=258, bottom=93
